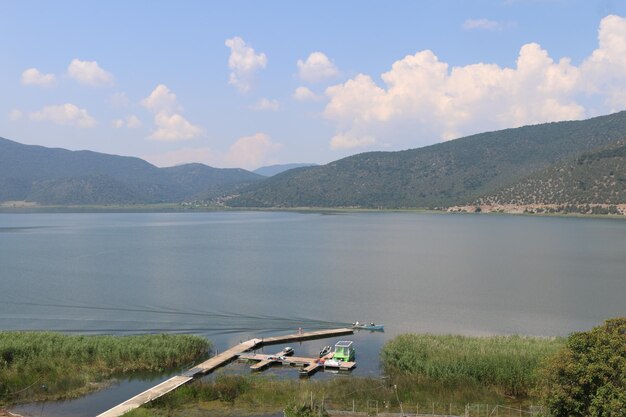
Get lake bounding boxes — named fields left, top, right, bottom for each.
left=2, top=211, right=625, bottom=416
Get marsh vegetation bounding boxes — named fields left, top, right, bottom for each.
left=0, top=332, right=210, bottom=405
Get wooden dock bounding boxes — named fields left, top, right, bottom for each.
left=239, top=352, right=356, bottom=376
left=96, top=328, right=353, bottom=417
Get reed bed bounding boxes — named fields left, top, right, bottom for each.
left=0, top=331, right=210, bottom=404
left=381, top=333, right=564, bottom=397
left=134, top=373, right=533, bottom=417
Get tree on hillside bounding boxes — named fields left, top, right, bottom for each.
left=540, top=317, right=626, bottom=417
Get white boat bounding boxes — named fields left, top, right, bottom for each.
left=319, top=345, right=331, bottom=357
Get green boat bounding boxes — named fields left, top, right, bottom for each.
left=333, top=340, right=355, bottom=362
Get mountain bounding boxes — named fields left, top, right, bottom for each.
left=226, top=112, right=626, bottom=208
left=253, top=163, right=318, bottom=177
left=476, top=140, right=626, bottom=207
left=0, top=137, right=264, bottom=205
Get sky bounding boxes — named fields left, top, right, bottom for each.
left=2, top=0, right=626, bottom=170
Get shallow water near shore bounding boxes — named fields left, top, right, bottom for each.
left=2, top=211, right=625, bottom=416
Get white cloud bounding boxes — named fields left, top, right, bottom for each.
left=581, top=14, right=626, bottom=111
left=293, top=86, right=322, bottom=101
left=141, top=84, right=181, bottom=113
left=225, top=36, right=267, bottom=93
left=297, top=52, right=339, bottom=83
left=330, top=133, right=376, bottom=150
left=324, top=41, right=587, bottom=149
left=142, top=133, right=282, bottom=169
left=149, top=113, right=201, bottom=141
left=112, top=115, right=142, bottom=129
left=67, top=59, right=113, bottom=86
left=20, top=68, right=56, bottom=87
left=147, top=112, right=199, bottom=141
left=251, top=98, right=280, bottom=111
left=141, top=84, right=201, bottom=141
left=462, top=18, right=504, bottom=31
left=8, top=109, right=23, bottom=121
left=323, top=16, right=626, bottom=151
left=225, top=133, right=282, bottom=169
left=126, top=115, right=142, bottom=128
left=30, top=103, right=97, bottom=128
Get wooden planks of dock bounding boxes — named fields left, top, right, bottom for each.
left=95, top=328, right=353, bottom=417
left=238, top=349, right=356, bottom=377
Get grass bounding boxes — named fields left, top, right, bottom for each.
left=0, top=332, right=210, bottom=405
left=2, top=332, right=564, bottom=415
left=124, top=333, right=565, bottom=416
left=381, top=333, right=565, bottom=397
left=124, top=373, right=547, bottom=417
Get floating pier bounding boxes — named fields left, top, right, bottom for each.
left=239, top=351, right=356, bottom=376
left=96, top=328, right=353, bottom=417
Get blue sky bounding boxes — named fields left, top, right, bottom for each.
left=2, top=0, right=626, bottom=169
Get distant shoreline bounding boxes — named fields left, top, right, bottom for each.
left=1, top=202, right=625, bottom=219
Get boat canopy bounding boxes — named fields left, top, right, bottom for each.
left=334, top=340, right=355, bottom=362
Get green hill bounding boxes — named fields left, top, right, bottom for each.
left=0, top=137, right=263, bottom=205
left=477, top=141, right=626, bottom=208
left=226, top=112, right=626, bottom=208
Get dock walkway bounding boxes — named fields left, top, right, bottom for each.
left=239, top=352, right=356, bottom=375
left=96, top=328, right=352, bottom=417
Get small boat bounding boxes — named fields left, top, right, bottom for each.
left=319, top=345, right=331, bottom=357
left=352, top=321, right=384, bottom=331
left=282, top=346, right=294, bottom=356
left=333, top=340, right=355, bottom=362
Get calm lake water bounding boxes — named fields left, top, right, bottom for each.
left=2, top=211, right=625, bottom=416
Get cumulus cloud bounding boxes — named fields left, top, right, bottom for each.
left=8, top=109, right=23, bottom=121
left=30, top=103, right=97, bottom=128
left=330, top=133, right=376, bottom=150
left=112, top=115, right=142, bottom=129
left=224, top=133, right=282, bottom=169
left=580, top=14, right=626, bottom=111
left=463, top=18, right=505, bottom=31
left=297, top=52, right=339, bottom=83
left=324, top=20, right=626, bottom=149
left=225, top=36, right=267, bottom=93
left=293, top=86, right=322, bottom=101
left=149, top=113, right=201, bottom=141
left=21, top=68, right=56, bottom=87
left=320, top=15, right=626, bottom=152
left=141, top=84, right=181, bottom=114
left=142, top=84, right=201, bottom=141
left=67, top=59, right=113, bottom=86
left=142, top=133, right=282, bottom=169
left=251, top=98, right=280, bottom=111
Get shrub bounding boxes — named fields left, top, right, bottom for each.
left=539, top=317, right=626, bottom=417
